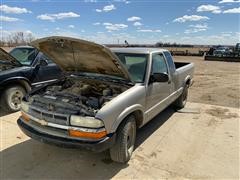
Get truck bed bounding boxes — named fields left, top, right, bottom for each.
left=174, top=62, right=194, bottom=90
left=174, top=62, right=190, bottom=69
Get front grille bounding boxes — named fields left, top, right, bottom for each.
left=29, top=106, right=69, bottom=125
left=27, top=118, right=68, bottom=138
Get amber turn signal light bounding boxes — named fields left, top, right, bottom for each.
left=69, top=129, right=107, bottom=139
left=21, top=111, right=30, bottom=122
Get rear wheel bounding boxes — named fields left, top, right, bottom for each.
left=1, top=86, right=26, bottom=112
left=110, top=116, right=136, bottom=163
left=174, top=86, right=188, bottom=109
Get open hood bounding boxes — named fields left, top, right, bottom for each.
left=31, top=36, right=132, bottom=82
left=0, top=48, right=21, bottom=66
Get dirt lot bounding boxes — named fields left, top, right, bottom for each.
left=0, top=56, right=239, bottom=179
left=175, top=56, right=240, bottom=108
left=0, top=102, right=239, bottom=179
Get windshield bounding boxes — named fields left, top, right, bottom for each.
left=10, top=48, right=37, bottom=65
left=217, top=47, right=227, bottom=50
left=115, top=53, right=148, bottom=83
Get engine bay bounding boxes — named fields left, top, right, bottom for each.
left=30, top=77, right=131, bottom=116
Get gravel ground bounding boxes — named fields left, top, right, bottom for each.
left=174, top=56, right=240, bottom=108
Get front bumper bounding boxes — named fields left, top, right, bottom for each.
left=17, top=118, right=116, bottom=152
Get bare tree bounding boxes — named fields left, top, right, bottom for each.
left=25, top=33, right=35, bottom=44
left=1, top=31, right=35, bottom=47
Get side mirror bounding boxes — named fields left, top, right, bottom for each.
left=39, top=59, right=48, bottom=66
left=150, top=73, right=169, bottom=83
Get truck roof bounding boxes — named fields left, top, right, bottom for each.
left=110, top=47, right=168, bottom=54
left=15, top=46, right=34, bottom=49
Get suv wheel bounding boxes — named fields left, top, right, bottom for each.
left=1, top=86, right=26, bottom=112
left=110, top=116, right=136, bottom=163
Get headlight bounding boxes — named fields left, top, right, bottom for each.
left=70, top=115, right=104, bottom=128
left=21, top=101, right=29, bottom=112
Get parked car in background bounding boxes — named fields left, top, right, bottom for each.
left=0, top=46, right=63, bottom=112
left=18, top=36, right=194, bottom=163
left=234, top=43, right=240, bottom=56
left=213, top=46, right=232, bottom=57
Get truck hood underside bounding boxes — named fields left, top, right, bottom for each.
left=31, top=36, right=132, bottom=82
left=0, top=48, right=21, bottom=66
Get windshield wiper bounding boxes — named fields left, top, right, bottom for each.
left=87, top=75, right=133, bottom=85
left=70, top=72, right=133, bottom=85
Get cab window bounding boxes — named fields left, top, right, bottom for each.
left=152, top=53, right=168, bottom=74
left=163, top=51, right=176, bottom=74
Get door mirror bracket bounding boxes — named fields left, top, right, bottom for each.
left=39, top=59, right=48, bottom=67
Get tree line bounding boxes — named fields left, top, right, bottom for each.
left=0, top=32, right=35, bottom=47
left=1, top=32, right=208, bottom=48
left=107, top=41, right=197, bottom=48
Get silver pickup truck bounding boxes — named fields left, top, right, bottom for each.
left=18, top=36, right=194, bottom=163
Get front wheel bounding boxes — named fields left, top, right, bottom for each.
left=1, top=86, right=26, bottom=112
left=110, top=116, right=136, bottom=163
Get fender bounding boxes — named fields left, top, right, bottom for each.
left=184, top=75, right=191, bottom=87
left=110, top=104, right=144, bottom=133
left=0, top=77, right=31, bottom=92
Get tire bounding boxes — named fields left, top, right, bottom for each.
left=174, top=85, right=188, bottom=109
left=110, top=116, right=136, bottom=163
left=1, top=86, right=26, bottom=112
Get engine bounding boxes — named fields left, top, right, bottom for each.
left=30, top=77, right=130, bottom=116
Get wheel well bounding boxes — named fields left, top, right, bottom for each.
left=114, top=109, right=144, bottom=133
left=129, top=110, right=144, bottom=128
left=1, top=79, right=31, bottom=92
left=186, top=78, right=191, bottom=87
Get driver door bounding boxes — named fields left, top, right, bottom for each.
left=145, top=53, right=172, bottom=122
left=31, top=53, right=62, bottom=85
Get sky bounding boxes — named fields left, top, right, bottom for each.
left=0, top=0, right=240, bottom=45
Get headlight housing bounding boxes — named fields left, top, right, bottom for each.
left=70, top=115, right=104, bottom=128
left=21, top=101, right=29, bottom=113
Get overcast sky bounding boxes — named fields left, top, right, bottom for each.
left=0, top=0, right=239, bottom=45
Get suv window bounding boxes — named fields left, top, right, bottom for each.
left=39, top=53, right=53, bottom=64
left=152, top=53, right=168, bottom=74
left=10, top=48, right=37, bottom=66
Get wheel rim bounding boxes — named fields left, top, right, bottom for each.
left=9, top=90, right=24, bottom=111
left=126, top=123, right=136, bottom=155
